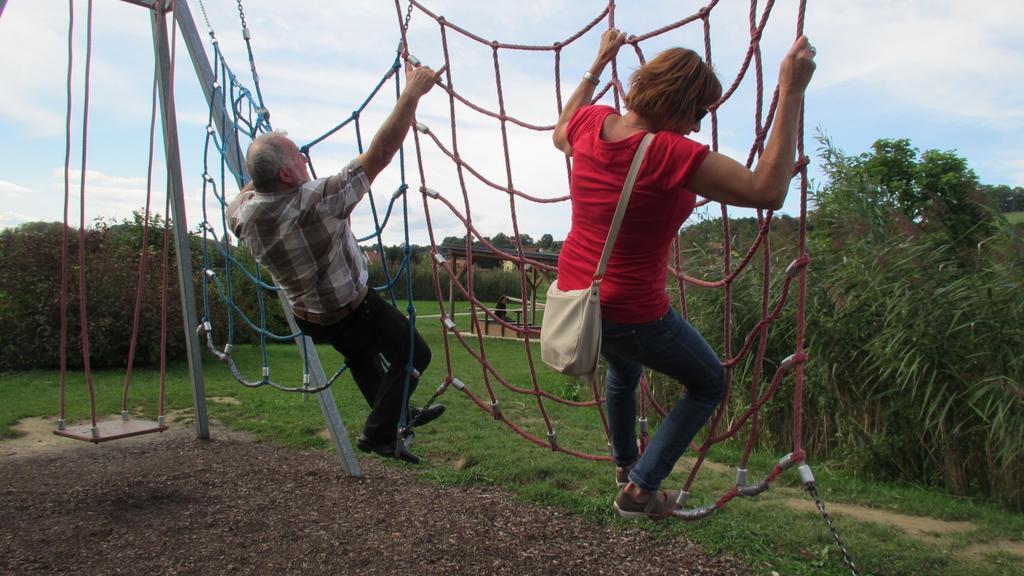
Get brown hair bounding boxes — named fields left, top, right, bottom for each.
left=624, top=48, right=722, bottom=131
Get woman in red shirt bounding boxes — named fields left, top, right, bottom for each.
left=552, top=29, right=816, bottom=519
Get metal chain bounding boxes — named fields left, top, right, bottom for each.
left=397, top=1, right=415, bottom=58
left=806, top=483, right=861, bottom=576
left=402, top=1, right=414, bottom=34
left=236, top=0, right=249, bottom=37
left=196, top=0, right=214, bottom=36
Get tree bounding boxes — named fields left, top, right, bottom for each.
left=539, top=233, right=554, bottom=250
left=814, top=135, right=994, bottom=248
left=981, top=184, right=1024, bottom=213
left=489, top=232, right=513, bottom=247
left=915, top=148, right=990, bottom=246
left=383, top=244, right=405, bottom=265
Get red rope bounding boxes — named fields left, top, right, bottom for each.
left=122, top=36, right=162, bottom=414
left=792, top=0, right=810, bottom=456
left=59, top=0, right=75, bottom=425
left=76, top=0, right=98, bottom=431
left=158, top=8, right=180, bottom=420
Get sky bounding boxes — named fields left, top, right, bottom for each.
left=1, top=0, right=1022, bottom=247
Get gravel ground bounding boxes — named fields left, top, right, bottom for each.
left=0, top=427, right=748, bottom=575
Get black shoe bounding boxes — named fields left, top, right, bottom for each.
left=409, top=403, right=446, bottom=428
left=356, top=433, right=420, bottom=464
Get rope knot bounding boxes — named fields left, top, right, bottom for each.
left=785, top=254, right=811, bottom=278
left=781, top=352, right=808, bottom=372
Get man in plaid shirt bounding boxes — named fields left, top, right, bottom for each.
left=229, top=62, right=445, bottom=463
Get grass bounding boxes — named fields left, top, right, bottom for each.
left=3, top=303, right=1023, bottom=575
left=1005, top=211, right=1024, bottom=224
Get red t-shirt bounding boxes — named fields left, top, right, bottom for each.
left=557, top=105, right=709, bottom=324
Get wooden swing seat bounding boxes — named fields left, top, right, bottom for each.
left=53, top=417, right=168, bottom=444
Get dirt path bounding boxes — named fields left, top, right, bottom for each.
left=783, top=498, right=1024, bottom=563
left=0, top=418, right=746, bottom=576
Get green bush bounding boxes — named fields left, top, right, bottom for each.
left=803, top=213, right=1023, bottom=509
left=0, top=218, right=186, bottom=370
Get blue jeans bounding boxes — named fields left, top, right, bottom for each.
left=602, top=308, right=726, bottom=492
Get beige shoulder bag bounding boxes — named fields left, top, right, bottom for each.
left=540, top=132, right=654, bottom=377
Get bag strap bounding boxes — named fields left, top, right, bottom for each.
left=594, top=132, right=655, bottom=281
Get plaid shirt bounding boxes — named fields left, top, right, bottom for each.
left=230, top=161, right=370, bottom=314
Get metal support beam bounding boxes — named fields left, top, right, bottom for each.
left=171, top=0, right=362, bottom=475
left=283, top=303, right=363, bottom=478
left=151, top=5, right=210, bottom=440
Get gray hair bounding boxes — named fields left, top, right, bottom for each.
left=245, top=131, right=291, bottom=190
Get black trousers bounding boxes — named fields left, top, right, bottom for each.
left=295, top=289, right=431, bottom=440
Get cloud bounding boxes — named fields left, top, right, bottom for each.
left=49, top=168, right=162, bottom=225
left=987, top=150, right=1024, bottom=187
left=807, top=1, right=1024, bottom=125
left=5, top=0, right=1022, bottom=238
left=0, top=1, right=155, bottom=137
left=0, top=180, right=32, bottom=198
left=0, top=210, right=34, bottom=229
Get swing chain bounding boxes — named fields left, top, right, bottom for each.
left=236, top=0, right=250, bottom=40
left=806, top=481, right=861, bottom=576
left=197, top=0, right=214, bottom=35
left=402, top=1, right=414, bottom=35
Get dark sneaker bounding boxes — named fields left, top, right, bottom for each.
left=356, top=433, right=420, bottom=464
left=615, top=460, right=636, bottom=488
left=613, top=484, right=678, bottom=521
left=409, top=404, right=446, bottom=428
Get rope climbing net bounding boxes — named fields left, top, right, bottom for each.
left=395, top=0, right=814, bottom=518
left=197, top=0, right=835, bottom=527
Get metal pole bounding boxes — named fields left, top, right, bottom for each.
left=283, top=303, right=363, bottom=477
left=172, top=0, right=362, bottom=474
left=151, top=3, right=210, bottom=439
